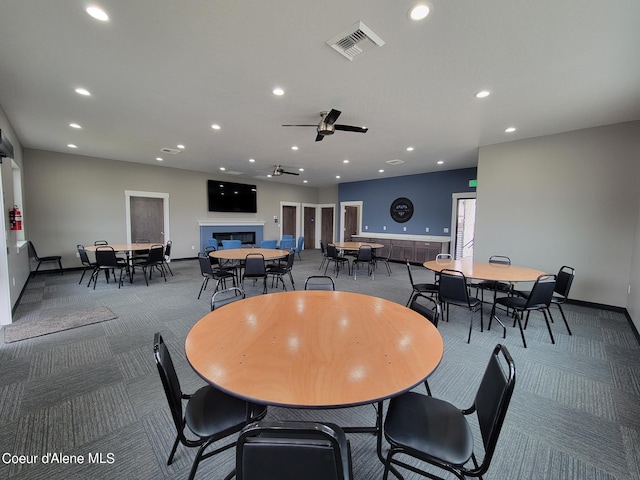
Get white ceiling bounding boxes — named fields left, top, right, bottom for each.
left=1, top=0, right=639, bottom=187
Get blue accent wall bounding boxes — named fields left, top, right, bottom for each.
left=338, top=168, right=477, bottom=235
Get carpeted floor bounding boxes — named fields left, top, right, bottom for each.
left=1, top=250, right=639, bottom=479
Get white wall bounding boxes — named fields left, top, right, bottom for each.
left=23, top=149, right=322, bottom=268
left=475, top=121, right=640, bottom=310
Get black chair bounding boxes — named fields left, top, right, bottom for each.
left=352, top=245, right=374, bottom=280
left=90, top=246, right=130, bottom=289
left=439, top=269, right=492, bottom=343
left=514, top=265, right=574, bottom=335
left=153, top=333, right=267, bottom=480
left=243, top=253, right=267, bottom=294
left=304, top=275, right=336, bottom=291
left=319, top=241, right=329, bottom=271
left=374, top=244, right=393, bottom=276
left=211, top=287, right=245, bottom=311
left=491, top=273, right=557, bottom=348
left=132, top=244, right=166, bottom=286
left=405, top=260, right=438, bottom=306
left=266, top=251, right=295, bottom=291
left=409, top=295, right=440, bottom=396
left=324, top=244, right=350, bottom=277
left=475, top=255, right=513, bottom=304
left=382, top=344, right=516, bottom=480
left=234, top=421, right=353, bottom=480
left=27, top=241, right=63, bottom=278
left=77, top=244, right=95, bottom=286
left=197, top=252, right=236, bottom=299
left=163, top=240, right=174, bottom=276
left=131, top=238, right=150, bottom=263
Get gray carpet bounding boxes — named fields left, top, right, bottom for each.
left=0, top=250, right=639, bottom=479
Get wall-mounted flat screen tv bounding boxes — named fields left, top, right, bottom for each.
left=207, top=179, right=257, bottom=213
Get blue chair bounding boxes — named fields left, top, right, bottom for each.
left=294, top=236, right=304, bottom=260
left=279, top=238, right=295, bottom=250
left=260, top=239, right=277, bottom=249
left=281, top=234, right=294, bottom=241
left=207, top=238, right=219, bottom=250
left=222, top=239, right=242, bottom=250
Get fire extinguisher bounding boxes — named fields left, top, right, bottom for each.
left=9, top=205, right=22, bottom=231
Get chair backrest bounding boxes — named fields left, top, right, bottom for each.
left=555, top=266, right=575, bottom=298
left=320, top=241, right=326, bottom=255
left=244, top=253, right=266, bottom=276
left=164, top=240, right=172, bottom=258
left=405, top=260, right=416, bottom=287
left=327, top=244, right=339, bottom=259
left=95, top=246, right=118, bottom=268
left=27, top=241, right=40, bottom=260
left=147, top=244, right=165, bottom=264
left=136, top=238, right=150, bottom=243
left=222, top=239, right=242, bottom=250
left=295, top=236, right=304, bottom=253
left=489, top=255, right=511, bottom=265
left=282, top=234, right=294, bottom=240
left=153, top=333, right=185, bottom=441
left=77, top=244, right=91, bottom=265
left=435, top=253, right=451, bottom=262
left=284, top=251, right=295, bottom=270
left=409, top=295, right=439, bottom=328
left=260, top=239, right=277, bottom=249
left=198, top=252, right=214, bottom=276
left=279, top=238, right=295, bottom=250
left=94, top=240, right=109, bottom=246
left=236, top=421, right=352, bottom=480
left=211, top=287, right=246, bottom=311
left=305, top=276, right=336, bottom=291
left=525, top=274, right=557, bottom=309
left=356, top=246, right=372, bottom=262
left=438, top=269, right=472, bottom=306
left=469, top=344, right=516, bottom=477
left=207, top=238, right=219, bottom=250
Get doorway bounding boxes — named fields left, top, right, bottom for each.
left=302, top=206, right=315, bottom=249
left=125, top=190, right=170, bottom=245
left=281, top=205, right=297, bottom=238
left=450, top=193, right=476, bottom=259
left=340, top=201, right=362, bottom=242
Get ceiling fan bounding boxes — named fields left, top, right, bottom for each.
left=282, top=109, right=368, bottom=141
left=271, top=165, right=299, bottom=176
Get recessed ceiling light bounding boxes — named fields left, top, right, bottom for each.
left=177, top=144, right=185, bottom=149
left=69, top=123, right=81, bottom=129
left=272, top=87, right=284, bottom=96
left=409, top=3, right=431, bottom=21
left=156, top=157, right=163, bottom=161
left=437, top=160, right=444, bottom=165
left=75, top=87, right=91, bottom=96
left=291, top=146, right=298, bottom=151
left=406, top=147, right=414, bottom=152
left=67, top=144, right=77, bottom=149
left=336, top=175, right=341, bottom=179
left=505, top=127, right=516, bottom=133
left=378, top=169, right=385, bottom=173
left=249, top=158, right=255, bottom=163
left=211, top=124, right=221, bottom=130
left=475, top=90, right=491, bottom=98
left=343, top=159, right=349, bottom=164
left=303, top=180, right=308, bottom=183
left=267, top=174, right=272, bottom=178
left=219, top=167, right=226, bottom=171
left=86, top=6, right=109, bottom=21
left=298, top=168, right=304, bottom=172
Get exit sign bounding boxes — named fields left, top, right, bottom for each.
left=469, top=179, right=478, bottom=187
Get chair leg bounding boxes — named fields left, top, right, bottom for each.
left=167, top=435, right=180, bottom=465
left=542, top=309, right=556, bottom=344
left=556, top=304, right=572, bottom=335
left=197, top=277, right=209, bottom=299
left=515, top=311, right=527, bottom=348
left=424, top=380, right=432, bottom=396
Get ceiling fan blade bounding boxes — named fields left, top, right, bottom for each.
left=335, top=124, right=368, bottom=133
left=282, top=171, right=300, bottom=176
left=315, top=133, right=324, bottom=142
left=324, top=109, right=341, bottom=126
left=282, top=124, right=317, bottom=127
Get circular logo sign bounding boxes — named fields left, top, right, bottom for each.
left=390, top=197, right=414, bottom=223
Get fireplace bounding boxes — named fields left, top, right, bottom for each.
left=198, top=221, right=265, bottom=253
left=211, top=231, right=256, bottom=245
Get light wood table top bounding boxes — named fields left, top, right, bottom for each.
left=333, top=241, right=385, bottom=250
left=208, top=247, right=287, bottom=261
left=85, top=243, right=157, bottom=252
left=185, top=290, right=443, bottom=408
left=423, top=257, right=544, bottom=282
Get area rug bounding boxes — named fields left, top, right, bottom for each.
left=3, top=306, right=117, bottom=343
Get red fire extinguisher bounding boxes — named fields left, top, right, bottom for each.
left=9, top=205, right=22, bottom=231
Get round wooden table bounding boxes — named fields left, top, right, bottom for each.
left=208, top=247, right=287, bottom=261
left=185, top=290, right=443, bottom=408
left=423, top=257, right=544, bottom=282
left=332, top=241, right=385, bottom=250
left=84, top=242, right=156, bottom=252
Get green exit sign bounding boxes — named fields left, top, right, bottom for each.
left=469, top=179, right=478, bottom=187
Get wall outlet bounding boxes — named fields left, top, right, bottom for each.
left=383, top=226, right=387, bottom=231
left=425, top=227, right=429, bottom=233
left=403, top=226, right=407, bottom=231
left=444, top=228, right=449, bottom=233
left=191, top=245, right=195, bottom=250
left=365, top=225, right=368, bottom=230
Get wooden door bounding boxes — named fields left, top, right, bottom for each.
left=321, top=207, right=334, bottom=245
left=303, top=207, right=315, bottom=248
left=130, top=197, right=164, bottom=243
left=344, top=206, right=358, bottom=241
left=282, top=205, right=296, bottom=237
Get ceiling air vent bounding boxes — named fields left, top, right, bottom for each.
left=160, top=148, right=181, bottom=154
left=327, top=21, right=385, bottom=61
left=386, top=159, right=405, bottom=166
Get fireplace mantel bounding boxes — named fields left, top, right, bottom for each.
left=199, top=221, right=265, bottom=252
left=198, top=220, right=266, bottom=227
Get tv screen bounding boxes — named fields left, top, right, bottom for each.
left=207, top=180, right=257, bottom=213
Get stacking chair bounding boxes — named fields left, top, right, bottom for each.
left=260, top=239, right=277, bottom=249
left=475, top=255, right=513, bottom=304
left=211, top=287, right=245, bottom=311
left=405, top=260, right=438, bottom=306
left=281, top=234, right=294, bottom=241
left=207, top=238, right=219, bottom=250
left=324, top=244, right=350, bottom=277
left=409, top=295, right=440, bottom=396
left=382, top=344, right=516, bottom=480
left=77, top=244, right=95, bottom=286
left=319, top=241, right=329, bottom=271
left=222, top=239, right=242, bottom=250
left=197, top=253, right=236, bottom=299
left=153, top=333, right=268, bottom=480
left=91, top=246, right=130, bottom=289
left=132, top=244, right=166, bottom=286
left=27, top=241, right=63, bottom=278
left=373, top=245, right=393, bottom=276
left=491, top=273, right=557, bottom=348
left=234, top=421, right=353, bottom=480
left=294, top=236, right=304, bottom=260
left=131, top=238, right=150, bottom=263
left=163, top=240, right=174, bottom=276
left=279, top=238, right=295, bottom=250
left=243, top=253, right=267, bottom=294
left=266, top=251, right=295, bottom=290
left=439, top=269, right=489, bottom=343
left=352, top=245, right=374, bottom=280
left=304, top=275, right=336, bottom=291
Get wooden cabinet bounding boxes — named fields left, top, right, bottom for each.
left=414, top=242, right=442, bottom=263
left=391, top=240, right=415, bottom=262
left=353, top=235, right=449, bottom=263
